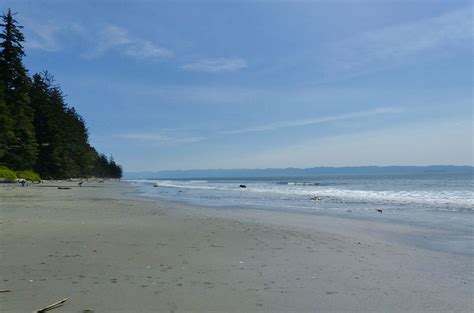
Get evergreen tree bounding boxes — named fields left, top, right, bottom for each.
left=95, top=153, right=109, bottom=178
left=0, top=9, right=123, bottom=179
left=0, top=9, right=36, bottom=170
left=30, top=72, right=104, bottom=179
left=30, top=72, right=63, bottom=178
left=0, top=80, right=14, bottom=162
left=108, top=155, right=123, bottom=179
left=59, top=106, right=91, bottom=177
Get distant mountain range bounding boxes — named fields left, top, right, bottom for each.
left=124, top=165, right=473, bottom=179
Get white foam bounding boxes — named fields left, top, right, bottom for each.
left=132, top=179, right=474, bottom=210
left=249, top=185, right=473, bottom=208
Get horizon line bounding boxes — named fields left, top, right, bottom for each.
left=125, top=164, right=473, bottom=174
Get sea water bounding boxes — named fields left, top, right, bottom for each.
left=131, top=173, right=473, bottom=255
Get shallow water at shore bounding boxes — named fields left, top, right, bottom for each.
left=131, top=173, right=473, bottom=255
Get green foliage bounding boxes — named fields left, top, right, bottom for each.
left=92, top=153, right=123, bottom=179
left=0, top=81, right=15, bottom=160
left=0, top=165, right=17, bottom=181
left=0, top=9, right=123, bottom=179
left=107, top=156, right=123, bottom=179
left=0, top=9, right=37, bottom=170
left=16, top=169, right=40, bottom=182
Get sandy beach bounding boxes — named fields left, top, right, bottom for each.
left=0, top=181, right=472, bottom=312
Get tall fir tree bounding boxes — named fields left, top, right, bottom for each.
left=0, top=9, right=122, bottom=179
left=108, top=155, right=123, bottom=179
left=30, top=72, right=63, bottom=178
left=30, top=72, right=100, bottom=179
left=0, top=80, right=15, bottom=161
left=0, top=9, right=37, bottom=170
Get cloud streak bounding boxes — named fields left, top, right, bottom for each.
left=182, top=58, right=247, bottom=73
left=22, top=18, right=61, bottom=52
left=222, top=107, right=404, bottom=135
left=215, top=118, right=473, bottom=169
left=119, top=132, right=205, bottom=144
left=324, top=6, right=472, bottom=75
left=83, top=24, right=173, bottom=60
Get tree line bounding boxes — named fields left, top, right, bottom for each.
left=0, top=9, right=122, bottom=179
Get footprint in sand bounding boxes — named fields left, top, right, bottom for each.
left=168, top=302, right=178, bottom=313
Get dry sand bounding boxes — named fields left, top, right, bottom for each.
left=0, top=181, right=472, bottom=312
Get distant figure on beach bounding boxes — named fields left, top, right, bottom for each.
left=78, top=181, right=83, bottom=187
left=19, top=179, right=26, bottom=187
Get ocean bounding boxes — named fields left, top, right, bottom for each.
left=130, top=172, right=473, bottom=255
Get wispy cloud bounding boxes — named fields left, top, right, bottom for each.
left=83, top=24, right=173, bottom=60
left=22, top=18, right=61, bottom=52
left=119, top=132, right=205, bottom=144
left=182, top=58, right=247, bottom=73
left=220, top=118, right=474, bottom=169
left=222, top=107, right=404, bottom=135
left=324, top=6, right=472, bottom=75
left=124, top=40, right=172, bottom=59
left=19, top=18, right=173, bottom=61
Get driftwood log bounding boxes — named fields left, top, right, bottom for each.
left=35, top=298, right=68, bottom=312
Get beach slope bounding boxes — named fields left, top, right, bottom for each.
left=0, top=181, right=472, bottom=312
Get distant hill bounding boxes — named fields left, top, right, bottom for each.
left=124, top=165, right=473, bottom=179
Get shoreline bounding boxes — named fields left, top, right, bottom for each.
left=128, top=181, right=473, bottom=257
left=1, top=181, right=472, bottom=312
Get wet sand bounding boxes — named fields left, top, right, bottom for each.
left=0, top=181, right=472, bottom=312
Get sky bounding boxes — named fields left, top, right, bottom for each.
left=1, top=0, right=472, bottom=171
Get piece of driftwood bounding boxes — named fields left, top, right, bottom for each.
left=57, top=187, right=71, bottom=190
left=0, top=289, right=11, bottom=293
left=35, top=298, right=68, bottom=312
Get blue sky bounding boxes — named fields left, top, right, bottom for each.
left=2, top=0, right=472, bottom=171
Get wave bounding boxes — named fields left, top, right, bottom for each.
left=147, top=180, right=220, bottom=190
left=133, top=179, right=473, bottom=211
left=249, top=186, right=473, bottom=210
left=277, top=181, right=321, bottom=186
